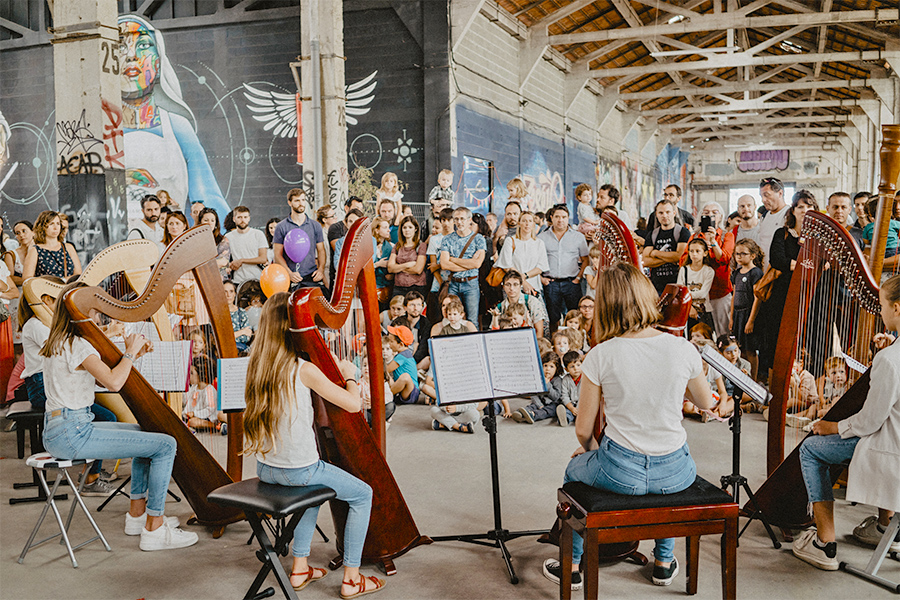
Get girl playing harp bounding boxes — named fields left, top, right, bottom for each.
left=792, top=273, right=900, bottom=570
left=242, top=293, right=386, bottom=598
left=39, top=282, right=197, bottom=551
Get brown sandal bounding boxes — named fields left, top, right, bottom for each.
left=290, top=566, right=327, bottom=591
left=340, top=574, right=385, bottom=599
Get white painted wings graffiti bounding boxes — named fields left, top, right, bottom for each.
left=242, top=70, right=377, bottom=137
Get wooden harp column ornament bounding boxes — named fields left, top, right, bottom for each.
left=289, top=218, right=429, bottom=574
left=64, top=225, right=243, bottom=529
left=750, top=125, right=900, bottom=531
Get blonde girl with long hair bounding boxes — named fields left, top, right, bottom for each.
left=39, top=282, right=197, bottom=551
left=542, top=263, right=714, bottom=590
left=243, top=293, right=385, bottom=597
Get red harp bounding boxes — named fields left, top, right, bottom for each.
left=750, top=125, right=900, bottom=530
left=64, top=225, right=243, bottom=530
left=289, top=217, right=429, bottom=574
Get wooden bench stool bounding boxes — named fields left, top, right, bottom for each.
left=208, top=478, right=337, bottom=600
left=18, top=453, right=111, bottom=568
left=556, top=476, right=738, bottom=600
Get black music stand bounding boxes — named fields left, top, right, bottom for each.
left=428, top=328, right=548, bottom=584
left=700, top=345, right=781, bottom=549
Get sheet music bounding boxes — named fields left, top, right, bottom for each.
left=484, top=329, right=546, bottom=396
left=218, top=357, right=250, bottom=411
left=428, top=335, right=493, bottom=405
left=700, top=345, right=770, bottom=405
left=842, top=352, right=867, bottom=374
left=136, top=341, right=193, bottom=392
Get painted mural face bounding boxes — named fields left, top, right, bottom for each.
left=120, top=20, right=160, bottom=99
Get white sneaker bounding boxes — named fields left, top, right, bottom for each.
left=785, top=414, right=811, bottom=429
left=125, top=512, right=181, bottom=536
left=792, top=528, right=838, bottom=570
left=556, top=404, right=568, bottom=427
left=139, top=521, right=199, bottom=551
left=853, top=516, right=900, bottom=551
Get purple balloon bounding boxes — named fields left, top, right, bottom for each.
left=284, top=228, right=312, bottom=263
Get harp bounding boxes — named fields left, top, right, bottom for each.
left=289, top=217, right=429, bottom=574
left=62, top=225, right=243, bottom=531
left=591, top=211, right=642, bottom=271
left=750, top=125, right=900, bottom=530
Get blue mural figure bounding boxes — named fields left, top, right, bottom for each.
left=118, top=15, right=228, bottom=222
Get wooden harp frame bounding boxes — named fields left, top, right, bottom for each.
left=63, top=225, right=242, bottom=528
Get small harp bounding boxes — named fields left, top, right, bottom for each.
left=289, top=217, right=429, bottom=574
left=750, top=124, right=900, bottom=530
left=63, top=225, right=243, bottom=529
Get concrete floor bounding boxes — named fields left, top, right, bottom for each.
left=1, top=400, right=897, bottom=600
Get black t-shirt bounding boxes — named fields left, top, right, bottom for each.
left=649, top=225, right=690, bottom=292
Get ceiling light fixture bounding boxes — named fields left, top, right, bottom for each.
left=667, top=15, right=685, bottom=24
left=649, top=46, right=741, bottom=58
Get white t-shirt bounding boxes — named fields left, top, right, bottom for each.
left=44, top=337, right=101, bottom=412
left=255, top=359, right=319, bottom=469
left=21, top=317, right=50, bottom=378
left=225, top=227, right=268, bottom=284
left=127, top=220, right=166, bottom=255
left=758, top=205, right=788, bottom=269
left=581, top=333, right=703, bottom=456
left=494, top=237, right=550, bottom=293
left=676, top=264, right=716, bottom=304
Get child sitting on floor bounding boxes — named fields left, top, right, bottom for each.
left=787, top=349, right=818, bottom=414
left=551, top=330, right=570, bottom=361
left=716, top=335, right=761, bottom=413
left=384, top=325, right=420, bottom=405
left=380, top=295, right=405, bottom=331
left=684, top=341, right=731, bottom=421
left=556, top=350, right=582, bottom=426
left=439, top=298, right=468, bottom=336
left=787, top=356, right=849, bottom=428
left=512, top=352, right=575, bottom=424
left=183, top=355, right=226, bottom=434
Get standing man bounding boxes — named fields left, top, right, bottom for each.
left=643, top=200, right=690, bottom=295
left=273, top=188, right=327, bottom=291
left=128, top=195, right=165, bottom=254
left=538, top=204, right=589, bottom=332
left=493, top=201, right=521, bottom=257
left=596, top=184, right=634, bottom=229
left=225, top=205, right=268, bottom=285
left=648, top=185, right=695, bottom=229
left=440, top=207, right=487, bottom=324
left=733, top=194, right=761, bottom=244
left=326, top=197, right=363, bottom=283
left=757, top=178, right=789, bottom=269
left=827, top=191, right=864, bottom=249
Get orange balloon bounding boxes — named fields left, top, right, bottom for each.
left=260, top=264, right=291, bottom=297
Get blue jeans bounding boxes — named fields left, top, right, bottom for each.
left=43, top=407, right=176, bottom=516
left=448, top=278, right=480, bottom=324
left=799, top=434, right=859, bottom=503
left=565, top=437, right=697, bottom=563
left=257, top=460, right=372, bottom=568
left=544, top=279, right=581, bottom=329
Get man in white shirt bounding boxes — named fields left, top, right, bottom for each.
left=757, top=178, right=789, bottom=269
left=127, top=195, right=165, bottom=254
left=226, top=205, right=269, bottom=285
left=733, top=194, right=760, bottom=245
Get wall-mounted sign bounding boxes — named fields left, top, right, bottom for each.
left=736, top=150, right=790, bottom=172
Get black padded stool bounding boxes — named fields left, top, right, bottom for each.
left=7, top=410, right=67, bottom=505
left=208, top=478, right=336, bottom=600
left=557, top=476, right=738, bottom=600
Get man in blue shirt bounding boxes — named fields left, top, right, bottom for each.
left=440, top=207, right=487, bottom=326
left=272, top=188, right=327, bottom=291
left=538, top=204, right=589, bottom=333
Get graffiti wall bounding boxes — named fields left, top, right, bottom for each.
left=0, top=7, right=427, bottom=233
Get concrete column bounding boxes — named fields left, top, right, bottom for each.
left=301, top=0, right=349, bottom=210
left=51, top=0, right=128, bottom=262
left=423, top=1, right=452, bottom=186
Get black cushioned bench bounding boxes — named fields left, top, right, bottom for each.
left=556, top=476, right=738, bottom=600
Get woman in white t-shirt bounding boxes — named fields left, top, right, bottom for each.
left=542, top=263, right=714, bottom=590
left=40, top=282, right=198, bottom=552
left=493, top=211, right=549, bottom=297
left=243, top=293, right=384, bottom=597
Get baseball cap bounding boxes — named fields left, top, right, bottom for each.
left=386, top=325, right=414, bottom=346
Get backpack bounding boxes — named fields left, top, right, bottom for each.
left=650, top=224, right=686, bottom=248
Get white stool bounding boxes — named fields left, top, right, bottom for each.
left=18, top=452, right=111, bottom=568
left=841, top=513, right=900, bottom=593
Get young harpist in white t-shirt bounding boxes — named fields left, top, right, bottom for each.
left=40, top=281, right=197, bottom=551
left=542, top=263, right=715, bottom=590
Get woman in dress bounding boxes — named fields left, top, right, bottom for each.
left=493, top=211, right=549, bottom=298
left=23, top=211, right=82, bottom=280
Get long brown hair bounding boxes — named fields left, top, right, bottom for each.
left=396, top=215, right=421, bottom=248
left=163, top=212, right=189, bottom=245
left=593, top=263, right=661, bottom=344
left=242, top=293, right=300, bottom=457
left=33, top=211, right=61, bottom=245
left=39, top=281, right=87, bottom=357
